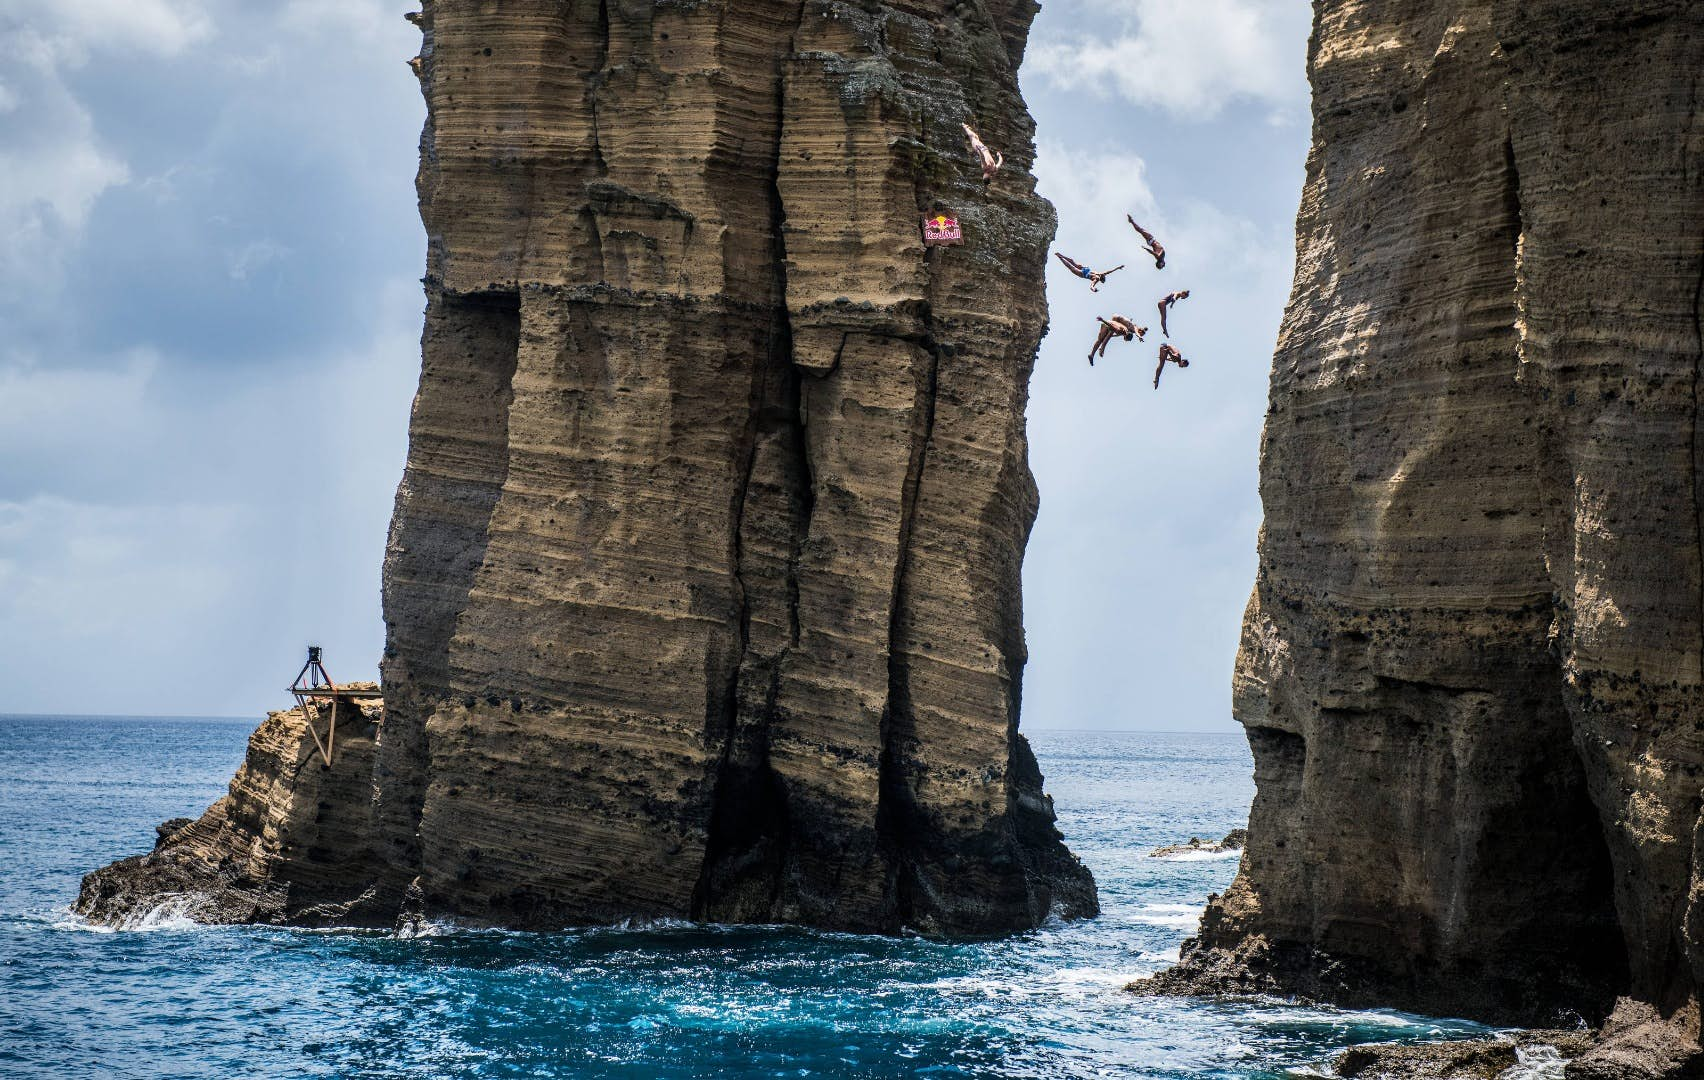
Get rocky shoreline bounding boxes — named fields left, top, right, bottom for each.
left=77, top=690, right=392, bottom=928
left=1148, top=829, right=1246, bottom=859
left=1321, top=1031, right=1592, bottom=1079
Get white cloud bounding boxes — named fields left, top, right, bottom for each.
left=0, top=283, right=420, bottom=714
left=0, top=350, right=156, bottom=451
left=1036, top=140, right=1289, bottom=283
left=0, top=32, right=130, bottom=288
left=0, top=2, right=219, bottom=289
left=1036, top=143, right=1158, bottom=259
left=0, top=495, right=242, bottom=645
left=0, top=0, right=213, bottom=59
left=280, top=0, right=402, bottom=42
left=0, top=109, right=127, bottom=234
left=1027, top=0, right=1310, bottom=119
left=226, top=238, right=291, bottom=281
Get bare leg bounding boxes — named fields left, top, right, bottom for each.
left=1098, top=329, right=1118, bottom=359
left=1090, top=326, right=1111, bottom=364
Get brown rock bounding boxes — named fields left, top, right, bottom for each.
left=1148, top=828, right=1247, bottom=859
left=77, top=693, right=387, bottom=927
left=1330, top=1030, right=1590, bottom=1079
left=1141, top=0, right=1704, bottom=1069
left=79, top=0, right=1093, bottom=935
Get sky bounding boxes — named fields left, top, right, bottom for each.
left=0, top=0, right=1312, bottom=730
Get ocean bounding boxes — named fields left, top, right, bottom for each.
left=0, top=718, right=1500, bottom=1078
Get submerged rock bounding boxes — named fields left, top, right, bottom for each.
left=1145, top=0, right=1704, bottom=1067
left=1148, top=829, right=1246, bottom=859
left=80, top=0, right=1093, bottom=935
left=1325, top=1031, right=1590, bottom=1079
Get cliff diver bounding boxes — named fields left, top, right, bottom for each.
left=1089, top=315, right=1146, bottom=364
left=962, top=123, right=1004, bottom=185
left=1055, top=253, right=1125, bottom=292
left=1157, top=289, right=1190, bottom=337
left=1154, top=343, right=1189, bottom=388
left=1127, top=216, right=1166, bottom=269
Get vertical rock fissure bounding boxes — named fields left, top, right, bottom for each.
left=777, top=0, right=812, bottom=657
left=1501, top=134, right=1522, bottom=261
left=876, top=329, right=943, bottom=924
left=1690, top=62, right=1704, bottom=704
left=690, top=338, right=765, bottom=918
left=758, top=0, right=812, bottom=916
left=692, top=5, right=808, bottom=917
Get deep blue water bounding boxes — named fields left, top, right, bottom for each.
left=0, top=718, right=1498, bottom=1078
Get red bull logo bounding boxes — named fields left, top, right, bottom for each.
left=922, top=213, right=963, bottom=246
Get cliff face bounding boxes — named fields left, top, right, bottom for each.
left=1148, top=1, right=1704, bottom=1072
left=80, top=0, right=1093, bottom=936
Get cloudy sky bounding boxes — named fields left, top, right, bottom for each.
left=0, top=0, right=1312, bottom=730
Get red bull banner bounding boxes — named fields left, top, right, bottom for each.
left=922, top=213, right=963, bottom=246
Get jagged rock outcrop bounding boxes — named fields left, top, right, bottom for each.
left=1330, top=1031, right=1592, bottom=1080
left=78, top=694, right=388, bottom=926
left=1148, top=829, right=1245, bottom=859
left=1141, top=1, right=1704, bottom=1073
left=80, top=0, right=1093, bottom=935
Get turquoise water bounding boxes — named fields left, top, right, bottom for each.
left=0, top=718, right=1493, bottom=1078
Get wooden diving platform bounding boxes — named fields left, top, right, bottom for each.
left=287, top=648, right=383, bottom=767
left=286, top=686, right=383, bottom=700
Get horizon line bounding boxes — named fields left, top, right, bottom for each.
left=0, top=712, right=1242, bottom=735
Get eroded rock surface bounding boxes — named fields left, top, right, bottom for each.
left=78, top=694, right=387, bottom=927
left=1329, top=1031, right=1591, bottom=1080
left=81, top=0, right=1092, bottom=936
left=1148, top=829, right=1246, bottom=859
left=1143, top=0, right=1704, bottom=1070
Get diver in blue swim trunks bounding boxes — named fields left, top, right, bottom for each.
left=1055, top=253, right=1124, bottom=292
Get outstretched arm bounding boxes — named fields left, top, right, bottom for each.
left=1153, top=357, right=1164, bottom=389
left=1103, top=264, right=1126, bottom=276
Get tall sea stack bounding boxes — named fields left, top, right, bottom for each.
left=1146, top=1, right=1704, bottom=1073
left=78, top=0, right=1094, bottom=935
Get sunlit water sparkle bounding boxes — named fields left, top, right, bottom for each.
left=1, top=717, right=1499, bottom=1077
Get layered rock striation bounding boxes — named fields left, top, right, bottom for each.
left=1144, top=1, right=1704, bottom=1073
left=80, top=0, right=1093, bottom=935
left=79, top=694, right=387, bottom=927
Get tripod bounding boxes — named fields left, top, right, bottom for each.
left=290, top=645, right=340, bottom=766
